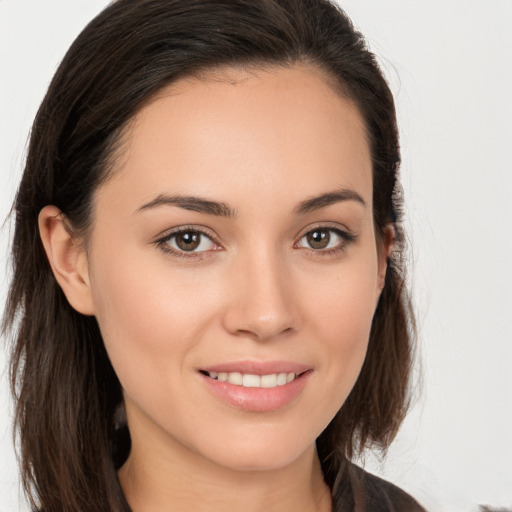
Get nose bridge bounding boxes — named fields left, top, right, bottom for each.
left=223, top=242, right=297, bottom=341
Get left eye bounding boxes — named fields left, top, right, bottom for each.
left=164, top=230, right=217, bottom=252
left=297, top=228, right=345, bottom=250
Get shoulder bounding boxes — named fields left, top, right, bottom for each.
left=356, top=467, right=425, bottom=511
left=354, top=465, right=426, bottom=512
left=332, top=462, right=426, bottom=512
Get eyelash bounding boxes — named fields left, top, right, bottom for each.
left=155, top=225, right=356, bottom=260
left=295, top=225, right=356, bottom=256
left=155, top=226, right=220, bottom=260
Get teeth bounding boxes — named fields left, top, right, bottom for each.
left=260, top=374, right=277, bottom=388
left=242, top=374, right=260, bottom=387
left=276, top=373, right=287, bottom=385
left=227, top=372, right=243, bottom=385
left=207, top=371, right=298, bottom=388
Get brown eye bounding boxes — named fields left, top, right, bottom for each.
left=297, top=227, right=352, bottom=253
left=163, top=230, right=217, bottom=253
left=175, top=231, right=201, bottom=251
left=306, top=229, right=331, bottom=249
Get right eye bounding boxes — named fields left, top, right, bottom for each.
left=156, top=228, right=220, bottom=258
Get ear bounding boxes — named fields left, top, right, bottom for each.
left=38, top=205, right=95, bottom=315
left=376, top=223, right=396, bottom=295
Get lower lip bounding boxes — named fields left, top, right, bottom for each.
left=200, top=371, right=312, bottom=412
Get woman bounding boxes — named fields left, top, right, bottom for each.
left=3, top=0, right=423, bottom=510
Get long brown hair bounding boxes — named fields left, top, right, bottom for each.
left=3, top=1, right=415, bottom=510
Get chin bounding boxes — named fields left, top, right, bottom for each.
left=196, top=431, right=317, bottom=473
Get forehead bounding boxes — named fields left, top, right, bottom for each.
left=98, top=64, right=372, bottom=213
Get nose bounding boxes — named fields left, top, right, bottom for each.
left=222, top=249, right=299, bottom=341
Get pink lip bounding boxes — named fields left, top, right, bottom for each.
left=198, top=360, right=313, bottom=413
left=200, top=360, right=311, bottom=375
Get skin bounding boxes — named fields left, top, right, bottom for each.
left=39, top=64, right=390, bottom=512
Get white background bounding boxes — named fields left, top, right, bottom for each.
left=1, top=1, right=511, bottom=511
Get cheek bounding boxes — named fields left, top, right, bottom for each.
left=303, top=251, right=379, bottom=341
left=88, top=244, right=221, bottom=389
left=299, top=254, right=379, bottom=407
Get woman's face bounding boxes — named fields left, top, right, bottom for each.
left=85, top=65, right=387, bottom=471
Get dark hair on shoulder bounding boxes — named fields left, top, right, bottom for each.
left=2, top=1, right=415, bottom=510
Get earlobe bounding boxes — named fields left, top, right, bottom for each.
left=377, top=223, right=396, bottom=295
left=38, top=205, right=95, bottom=315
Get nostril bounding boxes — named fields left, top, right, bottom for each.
left=221, top=281, right=299, bottom=341
left=233, top=325, right=295, bottom=342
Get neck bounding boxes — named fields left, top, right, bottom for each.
left=119, top=431, right=331, bottom=512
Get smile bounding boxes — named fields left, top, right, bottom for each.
left=204, top=371, right=298, bottom=388
left=200, top=369, right=312, bottom=412
left=199, top=361, right=312, bottom=411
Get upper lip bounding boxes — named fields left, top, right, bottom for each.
left=200, top=360, right=312, bottom=375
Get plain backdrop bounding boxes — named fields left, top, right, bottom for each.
left=1, top=1, right=511, bottom=511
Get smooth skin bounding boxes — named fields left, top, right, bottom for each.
left=39, top=64, right=391, bottom=512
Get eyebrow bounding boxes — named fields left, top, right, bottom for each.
left=136, top=194, right=236, bottom=217
left=136, top=187, right=365, bottom=218
left=294, top=188, right=366, bottom=214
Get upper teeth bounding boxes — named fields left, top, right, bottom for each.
left=207, top=371, right=297, bottom=388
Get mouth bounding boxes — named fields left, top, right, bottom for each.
left=198, top=363, right=313, bottom=412
left=199, top=370, right=305, bottom=388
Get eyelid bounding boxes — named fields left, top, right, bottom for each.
left=294, top=222, right=356, bottom=253
left=154, top=225, right=222, bottom=259
left=295, top=221, right=353, bottom=240
left=153, top=224, right=219, bottom=243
